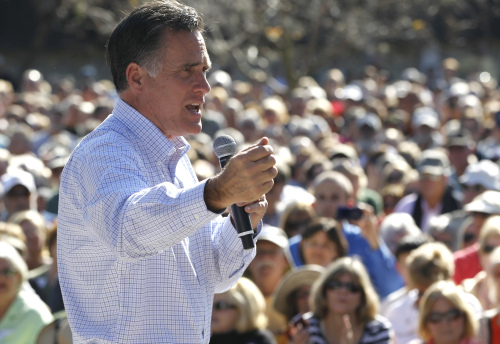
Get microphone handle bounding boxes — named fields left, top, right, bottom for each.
left=219, top=155, right=255, bottom=250
left=230, top=204, right=255, bottom=250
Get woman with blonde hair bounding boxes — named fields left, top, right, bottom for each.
left=410, top=280, right=479, bottom=344
left=0, top=241, right=53, bottom=343
left=289, top=256, right=394, bottom=344
left=210, top=277, right=276, bottom=344
left=461, top=215, right=500, bottom=311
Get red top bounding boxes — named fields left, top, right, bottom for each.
left=453, top=243, right=481, bottom=285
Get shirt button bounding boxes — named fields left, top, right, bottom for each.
left=157, top=161, right=161, bottom=165
left=194, top=214, right=200, bottom=219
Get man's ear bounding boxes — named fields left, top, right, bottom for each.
left=125, top=62, right=145, bottom=93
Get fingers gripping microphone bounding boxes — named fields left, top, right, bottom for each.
left=213, top=135, right=255, bottom=250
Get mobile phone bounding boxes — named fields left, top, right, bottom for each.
left=336, top=205, right=363, bottom=220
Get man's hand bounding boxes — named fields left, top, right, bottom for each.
left=205, top=137, right=278, bottom=226
left=349, top=202, right=380, bottom=250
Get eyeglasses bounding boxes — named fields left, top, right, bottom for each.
left=0, top=268, right=16, bottom=277
left=325, top=280, right=361, bottom=293
left=426, top=309, right=463, bottom=324
left=213, top=300, right=237, bottom=311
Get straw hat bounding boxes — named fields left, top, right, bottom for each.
left=36, top=311, right=73, bottom=344
left=273, top=265, right=325, bottom=319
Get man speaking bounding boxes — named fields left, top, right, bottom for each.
left=57, top=1, right=277, bottom=343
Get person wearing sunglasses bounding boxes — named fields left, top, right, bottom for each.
left=210, top=277, right=276, bottom=344
left=410, top=280, right=479, bottom=344
left=460, top=216, right=500, bottom=310
left=384, top=242, right=482, bottom=344
left=288, top=257, right=395, bottom=344
left=454, top=191, right=500, bottom=286
left=0, top=241, right=53, bottom=344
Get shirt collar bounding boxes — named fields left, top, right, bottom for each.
left=112, top=98, right=190, bottom=162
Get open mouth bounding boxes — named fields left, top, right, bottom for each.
left=186, top=103, right=201, bottom=113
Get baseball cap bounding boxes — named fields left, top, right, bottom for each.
left=1, top=169, right=36, bottom=195
left=356, top=113, right=381, bottom=131
left=464, top=191, right=500, bottom=214
left=257, top=225, right=289, bottom=249
left=412, top=107, right=439, bottom=129
left=417, top=149, right=450, bottom=177
left=460, top=160, right=500, bottom=191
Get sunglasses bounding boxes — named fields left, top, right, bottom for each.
left=482, top=244, right=498, bottom=254
left=0, top=268, right=16, bottom=277
left=426, top=309, right=463, bottom=324
left=420, top=173, right=442, bottom=181
left=472, top=212, right=490, bottom=219
left=325, top=280, right=361, bottom=293
left=462, top=184, right=485, bottom=193
left=213, top=300, right=237, bottom=311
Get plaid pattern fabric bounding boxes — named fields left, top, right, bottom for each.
left=58, top=98, right=257, bottom=343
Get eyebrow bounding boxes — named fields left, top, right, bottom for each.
left=181, top=61, right=212, bottom=71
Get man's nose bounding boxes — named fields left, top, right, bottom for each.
left=193, top=72, right=211, bottom=95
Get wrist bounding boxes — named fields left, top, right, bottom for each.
left=204, top=177, right=229, bottom=213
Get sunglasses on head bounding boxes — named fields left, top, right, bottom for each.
left=213, top=300, right=237, bottom=311
left=426, top=309, right=463, bottom=324
left=325, top=280, right=361, bottom=293
left=0, top=268, right=16, bottom=277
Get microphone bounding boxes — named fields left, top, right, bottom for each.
left=213, top=135, right=255, bottom=250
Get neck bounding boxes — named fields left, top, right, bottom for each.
left=0, top=294, right=17, bottom=321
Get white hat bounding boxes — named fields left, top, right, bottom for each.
left=464, top=191, right=500, bottom=214
left=1, top=169, right=36, bottom=195
left=258, top=225, right=289, bottom=249
left=460, top=160, right=500, bottom=191
left=412, top=107, right=439, bottom=129
left=417, top=149, right=450, bottom=176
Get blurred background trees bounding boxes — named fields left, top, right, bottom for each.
left=1, top=0, right=499, bottom=88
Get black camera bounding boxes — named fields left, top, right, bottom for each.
left=336, top=205, right=363, bottom=220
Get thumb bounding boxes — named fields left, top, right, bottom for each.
left=242, top=137, right=270, bottom=152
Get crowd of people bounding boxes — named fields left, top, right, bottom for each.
left=0, top=53, right=500, bottom=344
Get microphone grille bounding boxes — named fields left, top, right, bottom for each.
left=213, top=135, right=237, bottom=158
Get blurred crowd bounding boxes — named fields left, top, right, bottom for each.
left=1, top=56, right=500, bottom=344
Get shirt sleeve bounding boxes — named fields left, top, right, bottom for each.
left=343, top=223, right=404, bottom=299
left=68, top=135, right=221, bottom=261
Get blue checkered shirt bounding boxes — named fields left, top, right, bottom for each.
left=58, top=98, right=258, bottom=343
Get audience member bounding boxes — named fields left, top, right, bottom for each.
left=272, top=264, right=324, bottom=322
left=394, top=149, right=461, bottom=233
left=454, top=191, right=500, bottom=284
left=8, top=210, right=49, bottom=271
left=1, top=169, right=37, bottom=221
left=288, top=257, right=395, bottom=344
left=461, top=216, right=500, bottom=310
left=0, top=242, right=53, bottom=344
left=289, top=170, right=403, bottom=298
left=210, top=277, right=276, bottom=344
left=245, top=225, right=291, bottom=340
left=379, top=213, right=421, bottom=255
left=477, top=247, right=500, bottom=343
left=28, top=225, right=64, bottom=313
left=384, top=242, right=481, bottom=344
left=295, top=217, right=347, bottom=267
left=410, top=280, right=480, bottom=344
